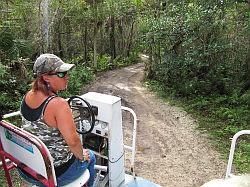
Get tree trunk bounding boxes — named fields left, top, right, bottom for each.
left=158, top=43, right=161, bottom=64
left=65, top=17, right=72, bottom=57
left=126, top=20, right=135, bottom=57
left=110, top=15, right=116, bottom=63
left=41, top=0, right=50, bottom=52
left=38, top=1, right=44, bottom=53
left=57, top=22, right=63, bottom=57
left=93, top=22, right=98, bottom=68
left=118, top=19, right=124, bottom=56
left=245, top=46, right=250, bottom=91
left=99, top=23, right=105, bottom=55
left=247, top=1, right=250, bottom=89
left=83, top=25, right=88, bottom=63
left=146, top=38, right=155, bottom=79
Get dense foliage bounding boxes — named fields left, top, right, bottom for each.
left=0, top=0, right=249, bottom=175
left=140, top=0, right=250, bottom=172
left=140, top=1, right=249, bottom=96
left=0, top=0, right=139, bottom=114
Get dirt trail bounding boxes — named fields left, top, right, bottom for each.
left=83, top=58, right=227, bottom=187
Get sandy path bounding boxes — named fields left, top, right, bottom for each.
left=83, top=60, right=227, bottom=187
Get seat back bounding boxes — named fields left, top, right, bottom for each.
left=0, top=120, right=57, bottom=186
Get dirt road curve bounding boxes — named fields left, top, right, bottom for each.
left=84, top=60, right=227, bottom=187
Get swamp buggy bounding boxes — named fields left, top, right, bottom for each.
left=0, top=92, right=249, bottom=187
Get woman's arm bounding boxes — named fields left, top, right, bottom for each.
left=53, top=98, right=86, bottom=160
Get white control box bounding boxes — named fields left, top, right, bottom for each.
left=80, top=92, right=125, bottom=187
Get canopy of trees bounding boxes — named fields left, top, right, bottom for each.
left=0, top=0, right=141, bottom=112
left=1, top=0, right=249, bottom=96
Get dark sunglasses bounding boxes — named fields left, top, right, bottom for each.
left=48, top=71, right=68, bottom=78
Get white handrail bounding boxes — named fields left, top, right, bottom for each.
left=3, top=111, right=20, bottom=119
left=225, top=130, right=250, bottom=178
left=94, top=165, right=108, bottom=172
left=121, top=106, right=137, bottom=178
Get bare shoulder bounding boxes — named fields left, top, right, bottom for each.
left=49, top=96, right=68, bottom=104
left=47, top=96, right=70, bottom=112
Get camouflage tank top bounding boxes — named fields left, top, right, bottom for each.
left=20, top=95, right=73, bottom=167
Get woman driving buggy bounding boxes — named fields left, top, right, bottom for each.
left=18, top=54, right=96, bottom=186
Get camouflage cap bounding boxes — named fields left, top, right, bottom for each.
left=33, top=54, right=75, bottom=76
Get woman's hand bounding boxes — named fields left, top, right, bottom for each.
left=82, top=149, right=90, bottom=162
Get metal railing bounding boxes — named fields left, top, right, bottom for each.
left=225, top=130, right=250, bottom=178
left=121, top=106, right=137, bottom=178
